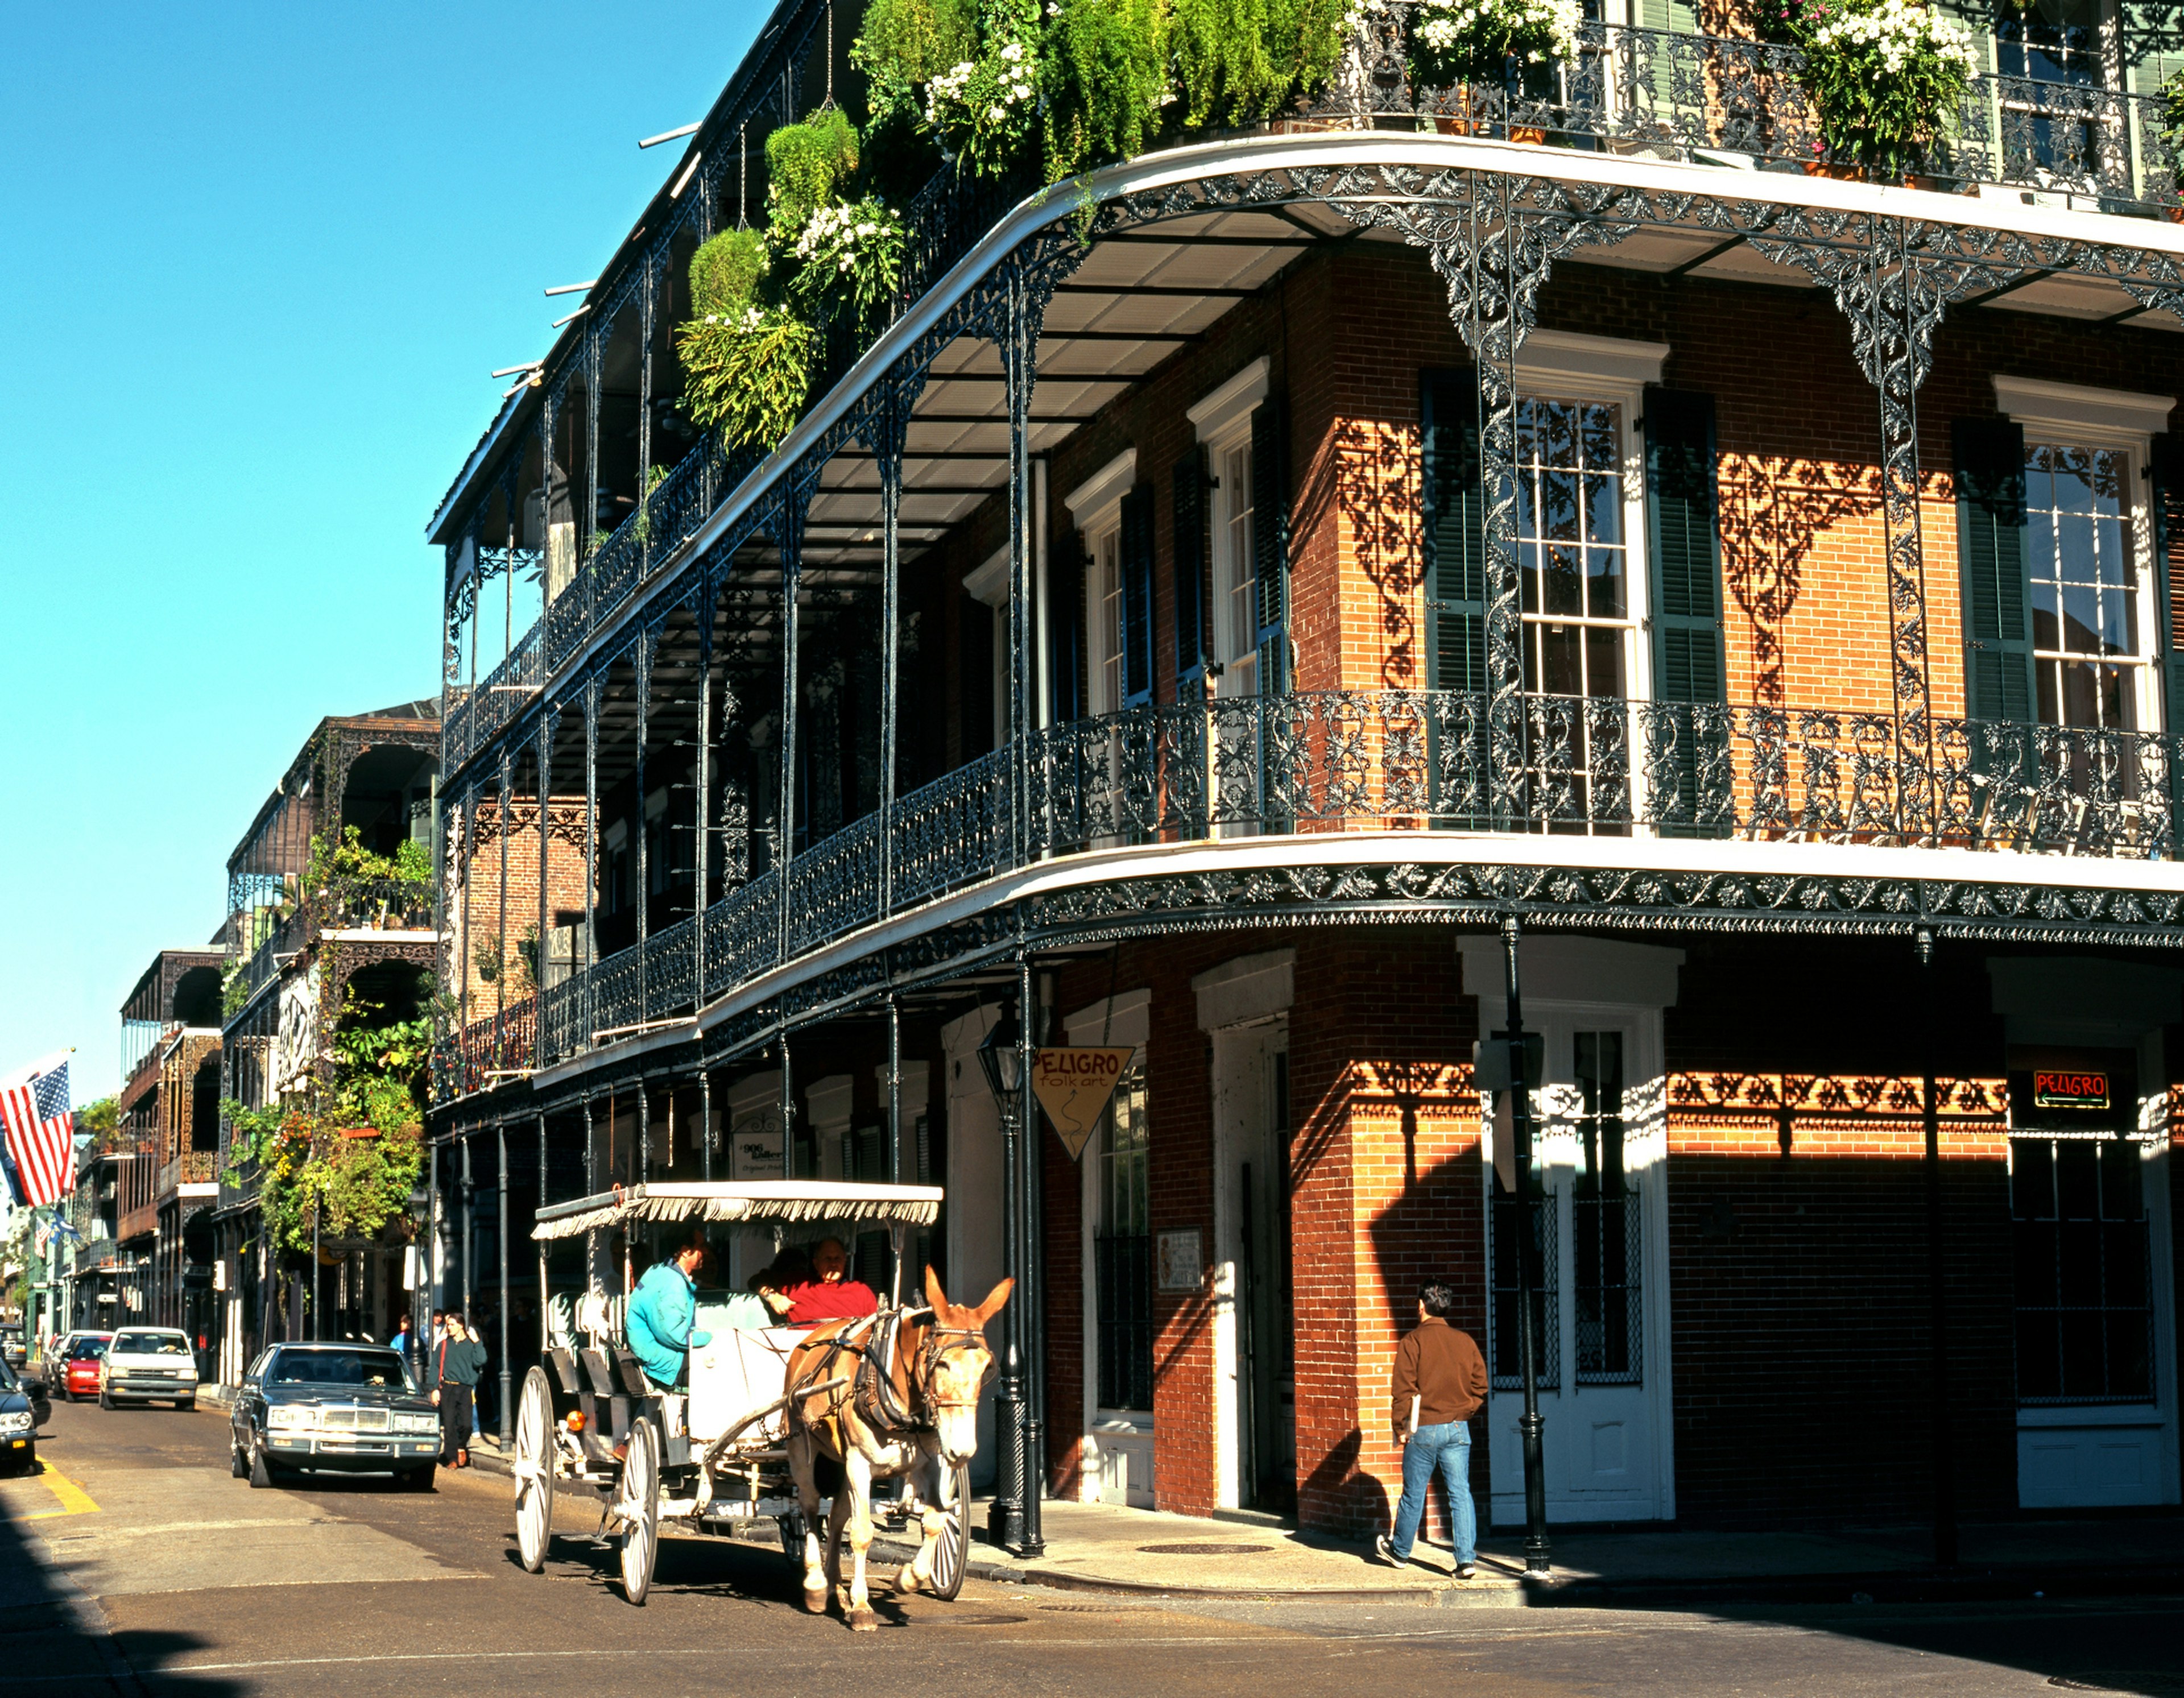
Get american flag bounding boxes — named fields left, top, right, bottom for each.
left=0, top=1053, right=73, bottom=1209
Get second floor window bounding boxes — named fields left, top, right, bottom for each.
left=1087, top=522, right=1123, bottom=717
left=1517, top=395, right=1633, bottom=701
left=1213, top=438, right=1259, bottom=694
left=2026, top=440, right=2143, bottom=730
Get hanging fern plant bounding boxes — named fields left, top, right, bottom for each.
left=766, top=106, right=862, bottom=236
left=679, top=307, right=818, bottom=452
left=1041, top=0, right=1173, bottom=182
left=688, top=226, right=769, bottom=319
left=1169, top=0, right=1348, bottom=130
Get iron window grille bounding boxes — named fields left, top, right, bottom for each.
left=2012, top=1133, right=2154, bottom=1405
left=1488, top=1179, right=1561, bottom=1391
left=1094, top=1066, right=1153, bottom=1413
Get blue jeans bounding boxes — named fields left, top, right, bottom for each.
left=1389, top=1421, right=1476, bottom=1564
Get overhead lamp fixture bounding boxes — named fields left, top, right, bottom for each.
left=976, top=998, right=1024, bottom=1105
left=490, top=362, right=544, bottom=379
left=552, top=305, right=590, bottom=329
left=544, top=280, right=598, bottom=297
left=639, top=122, right=702, bottom=149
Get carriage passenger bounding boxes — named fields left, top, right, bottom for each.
left=625, top=1232, right=715, bottom=1390
left=781, top=1237, right=878, bottom=1327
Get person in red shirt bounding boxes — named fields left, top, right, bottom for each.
left=783, top=1237, right=878, bottom=1326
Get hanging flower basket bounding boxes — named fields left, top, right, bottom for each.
left=1407, top=0, right=1582, bottom=93
left=1797, top=0, right=1978, bottom=178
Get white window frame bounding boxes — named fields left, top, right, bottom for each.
left=1993, top=375, right=2174, bottom=734
left=1065, top=449, right=1138, bottom=719
left=1189, top=361, right=1272, bottom=699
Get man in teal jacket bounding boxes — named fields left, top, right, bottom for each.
left=625, top=1233, right=715, bottom=1390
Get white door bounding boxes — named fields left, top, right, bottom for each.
left=1486, top=1009, right=1673, bottom=1524
left=1210, top=1018, right=1292, bottom=1511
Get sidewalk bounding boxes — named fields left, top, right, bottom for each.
left=460, top=1436, right=2184, bottom=1608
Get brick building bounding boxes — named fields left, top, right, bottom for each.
left=424, top=0, right=2184, bottom=1543
left=212, top=703, right=438, bottom=1388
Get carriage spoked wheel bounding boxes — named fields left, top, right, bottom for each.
left=617, top=1417, right=661, bottom=1606
left=928, top=1462, right=971, bottom=1603
left=513, top=1365, right=555, bottom=1574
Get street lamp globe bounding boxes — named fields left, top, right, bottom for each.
left=976, top=999, right=1023, bottom=1104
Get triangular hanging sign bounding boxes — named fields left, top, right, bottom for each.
left=1031, top=1047, right=1135, bottom=1161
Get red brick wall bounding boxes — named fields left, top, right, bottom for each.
left=452, top=797, right=590, bottom=1016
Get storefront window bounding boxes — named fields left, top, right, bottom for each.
left=1094, top=1066, right=1152, bottom=1413
left=2012, top=1136, right=2153, bottom=1403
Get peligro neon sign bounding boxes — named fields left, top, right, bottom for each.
left=2032, top=1070, right=2109, bottom=1111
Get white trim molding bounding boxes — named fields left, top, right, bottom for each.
left=1515, top=330, right=1672, bottom=396
left=1993, top=375, right=2176, bottom=445
left=1192, top=947, right=1296, bottom=1030
left=1065, top=987, right=1153, bottom=1051
left=962, top=544, right=1011, bottom=608
left=1186, top=357, right=1272, bottom=445
left=1064, top=449, right=1139, bottom=525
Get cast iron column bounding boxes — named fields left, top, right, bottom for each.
left=1917, top=926, right=1958, bottom=1565
left=1017, top=954, right=1044, bottom=1556
left=1500, top=915, right=1552, bottom=1575
left=497, top=1117, right=512, bottom=1446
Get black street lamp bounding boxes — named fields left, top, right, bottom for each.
left=977, top=984, right=1045, bottom=1557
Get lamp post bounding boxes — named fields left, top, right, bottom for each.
left=976, top=995, right=1036, bottom=1554
left=1499, top=916, right=1552, bottom=1576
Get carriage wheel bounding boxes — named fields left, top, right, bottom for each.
left=513, top=1365, right=555, bottom=1573
left=617, top=1418, right=661, bottom=1606
left=929, top=1462, right=971, bottom=1602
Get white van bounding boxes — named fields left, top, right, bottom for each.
left=101, top=1328, right=198, bottom=1410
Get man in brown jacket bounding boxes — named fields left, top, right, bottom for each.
left=1375, top=1279, right=1487, bottom=1577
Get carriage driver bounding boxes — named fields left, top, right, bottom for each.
left=625, top=1231, right=716, bottom=1390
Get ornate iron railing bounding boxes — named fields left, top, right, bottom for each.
left=312, top=876, right=434, bottom=934
left=461, top=691, right=2178, bottom=1088
left=1325, top=12, right=2184, bottom=211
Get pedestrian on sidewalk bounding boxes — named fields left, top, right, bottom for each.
left=434, top=1313, right=487, bottom=1469
left=1375, top=1279, right=1486, bottom=1580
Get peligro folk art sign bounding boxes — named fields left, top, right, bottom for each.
left=1031, top=1046, right=1135, bottom=1161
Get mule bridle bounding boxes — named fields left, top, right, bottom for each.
left=908, top=1323, right=995, bottom=1416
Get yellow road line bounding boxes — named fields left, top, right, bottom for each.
left=30, top=1461, right=98, bottom=1518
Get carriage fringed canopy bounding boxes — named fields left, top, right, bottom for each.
left=530, top=1181, right=945, bottom=1241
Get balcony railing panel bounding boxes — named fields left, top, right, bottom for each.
left=476, top=692, right=2178, bottom=1091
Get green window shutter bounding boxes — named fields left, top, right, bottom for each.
left=1953, top=417, right=2034, bottom=723
left=1048, top=521, right=1086, bottom=724
left=1643, top=387, right=1727, bottom=707
left=1173, top=445, right=1209, bottom=694
left=1421, top=368, right=1488, bottom=697
left=2148, top=432, right=2184, bottom=729
left=1119, top=482, right=1156, bottom=707
left=1251, top=396, right=1289, bottom=694
left=2121, top=0, right=2184, bottom=97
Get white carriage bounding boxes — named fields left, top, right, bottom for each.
left=511, top=1180, right=969, bottom=1606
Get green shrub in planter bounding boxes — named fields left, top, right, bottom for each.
left=1407, top=0, right=1582, bottom=89
left=1800, top=0, right=1978, bottom=176
left=1170, top=0, right=1349, bottom=130
left=688, top=226, right=768, bottom=320
left=766, top=106, right=862, bottom=234
left=857, top=0, right=980, bottom=123
left=1041, top=0, right=1172, bottom=182
left=677, top=307, right=817, bottom=453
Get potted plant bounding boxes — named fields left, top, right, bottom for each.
left=1796, top=0, right=1978, bottom=179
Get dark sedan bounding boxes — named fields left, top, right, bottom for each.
left=229, top=1343, right=439, bottom=1490
left=0, top=1355, right=51, bottom=1474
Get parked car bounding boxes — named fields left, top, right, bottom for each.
left=60, top=1335, right=111, bottom=1402
left=0, top=1355, right=51, bottom=1471
left=100, top=1327, right=198, bottom=1409
left=230, top=1343, right=439, bottom=1490
left=36, top=1332, right=80, bottom=1379
left=0, top=1325, right=25, bottom=1370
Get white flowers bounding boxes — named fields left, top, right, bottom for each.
left=1409, top=0, right=1582, bottom=80
left=1809, top=0, right=1976, bottom=75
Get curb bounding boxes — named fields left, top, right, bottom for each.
left=456, top=1447, right=2184, bottom=1610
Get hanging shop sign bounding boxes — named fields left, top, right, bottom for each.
left=2008, top=1046, right=2135, bottom=1133
left=2032, top=1070, right=2108, bottom=1112
left=729, top=1109, right=786, bottom=1181
left=1031, top=1047, right=1135, bottom=1161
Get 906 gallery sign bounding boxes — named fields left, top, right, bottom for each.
left=1031, top=1046, right=1135, bottom=1161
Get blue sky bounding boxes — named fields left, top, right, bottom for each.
left=2, top=3, right=758, bottom=1103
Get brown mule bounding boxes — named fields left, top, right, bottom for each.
left=784, top=1266, right=1011, bottom=1631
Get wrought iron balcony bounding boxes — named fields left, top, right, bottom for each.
left=443, top=690, right=2180, bottom=1094
left=309, top=875, right=434, bottom=935
left=1335, top=11, right=2184, bottom=212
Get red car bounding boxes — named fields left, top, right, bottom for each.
left=61, top=1335, right=111, bottom=1401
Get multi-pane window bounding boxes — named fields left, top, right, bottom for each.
left=1087, top=524, right=1123, bottom=716
left=1215, top=440, right=1258, bottom=692
left=1992, top=0, right=2117, bottom=185
left=1517, top=397, right=1632, bottom=701
left=1094, top=1066, right=1153, bottom=1412
left=1571, top=1031, right=1640, bottom=1385
left=2025, top=441, right=2142, bottom=730
left=2012, top=1136, right=2153, bottom=1405
left=1488, top=1171, right=1560, bottom=1391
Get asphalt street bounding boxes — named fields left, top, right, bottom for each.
left=0, top=1399, right=2177, bottom=1697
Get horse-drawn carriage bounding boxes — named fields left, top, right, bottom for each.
left=511, top=1180, right=990, bottom=1620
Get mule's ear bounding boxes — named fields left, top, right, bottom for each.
left=971, top=1276, right=1015, bottom=1326
left=923, top=1264, right=949, bottom=1315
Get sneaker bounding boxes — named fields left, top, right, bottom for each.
left=1374, top=1534, right=1404, bottom=1567
left=1454, top=1563, right=1478, bottom=1581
